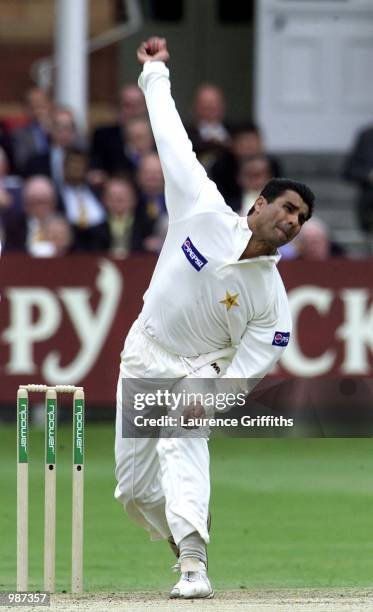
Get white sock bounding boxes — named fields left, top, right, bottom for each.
left=179, top=531, right=207, bottom=571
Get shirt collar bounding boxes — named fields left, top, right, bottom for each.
left=233, top=215, right=281, bottom=265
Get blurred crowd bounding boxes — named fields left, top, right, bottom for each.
left=0, top=81, right=369, bottom=260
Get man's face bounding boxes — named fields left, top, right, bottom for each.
left=194, top=87, right=225, bottom=123
left=24, top=185, right=56, bottom=220
left=137, top=154, right=164, bottom=196
left=251, top=190, right=309, bottom=248
left=232, top=131, right=262, bottom=159
left=126, top=119, right=154, bottom=155
left=52, top=111, right=76, bottom=147
left=64, top=153, right=87, bottom=185
left=239, top=159, right=272, bottom=192
left=119, top=86, right=146, bottom=123
left=27, top=88, right=51, bottom=124
left=104, top=180, right=136, bottom=215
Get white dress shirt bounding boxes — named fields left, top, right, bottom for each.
left=62, top=185, right=106, bottom=227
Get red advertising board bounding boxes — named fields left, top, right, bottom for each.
left=0, top=255, right=372, bottom=405
left=0, top=255, right=154, bottom=405
left=279, top=259, right=373, bottom=378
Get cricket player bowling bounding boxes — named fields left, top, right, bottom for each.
left=114, top=36, right=315, bottom=599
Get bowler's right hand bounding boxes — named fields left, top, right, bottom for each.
left=137, top=37, right=170, bottom=65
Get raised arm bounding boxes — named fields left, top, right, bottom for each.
left=137, top=37, right=209, bottom=221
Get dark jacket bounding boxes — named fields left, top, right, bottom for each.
left=344, top=126, right=373, bottom=232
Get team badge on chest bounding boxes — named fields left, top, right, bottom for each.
left=219, top=290, right=240, bottom=311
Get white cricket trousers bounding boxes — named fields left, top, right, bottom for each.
left=114, top=319, right=232, bottom=546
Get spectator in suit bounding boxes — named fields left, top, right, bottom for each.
left=3, top=175, right=58, bottom=254
left=234, top=154, right=274, bottom=215
left=187, top=83, right=231, bottom=169
left=344, top=124, right=373, bottom=247
left=90, top=116, right=154, bottom=181
left=124, top=117, right=155, bottom=167
left=102, top=176, right=145, bottom=257
left=117, top=83, right=147, bottom=124
left=209, top=122, right=282, bottom=203
left=12, top=87, right=52, bottom=174
left=285, top=216, right=345, bottom=260
left=59, top=146, right=108, bottom=252
left=89, top=84, right=147, bottom=185
left=43, top=214, right=74, bottom=256
left=136, top=152, right=167, bottom=252
left=24, top=106, right=79, bottom=185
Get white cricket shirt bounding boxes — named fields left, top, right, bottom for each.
left=138, top=61, right=292, bottom=381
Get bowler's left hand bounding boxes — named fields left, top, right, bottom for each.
left=181, top=403, right=205, bottom=429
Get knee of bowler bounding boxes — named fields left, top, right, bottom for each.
left=118, top=479, right=154, bottom=508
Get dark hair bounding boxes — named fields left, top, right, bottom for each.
left=231, top=121, right=260, bottom=138
left=259, top=178, right=315, bottom=219
left=64, top=144, right=88, bottom=159
left=239, top=153, right=273, bottom=171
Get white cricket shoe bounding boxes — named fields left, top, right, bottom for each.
left=170, top=561, right=214, bottom=599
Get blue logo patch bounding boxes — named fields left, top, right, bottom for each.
left=181, top=237, right=208, bottom=271
left=272, top=331, right=290, bottom=347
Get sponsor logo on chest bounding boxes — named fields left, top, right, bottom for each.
left=181, top=237, right=208, bottom=271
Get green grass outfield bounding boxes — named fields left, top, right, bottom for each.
left=1, top=423, right=373, bottom=592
